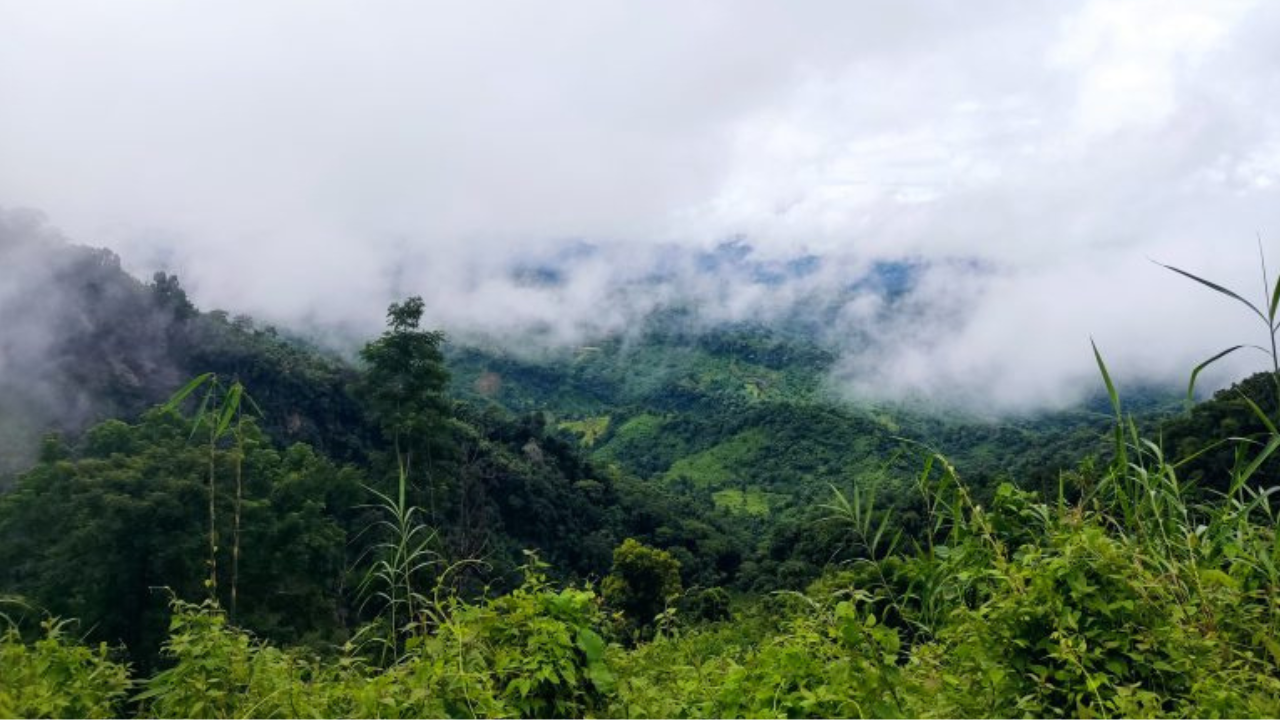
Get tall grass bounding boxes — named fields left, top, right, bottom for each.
left=820, top=323, right=1280, bottom=714
left=1156, top=239, right=1280, bottom=404
left=355, top=458, right=447, bottom=665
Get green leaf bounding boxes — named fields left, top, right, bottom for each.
left=1269, top=272, right=1280, bottom=322
left=575, top=627, right=606, bottom=664
left=1237, top=434, right=1280, bottom=487
left=1091, top=338, right=1120, bottom=419
left=1155, top=260, right=1268, bottom=323
left=1185, top=346, right=1244, bottom=404
left=587, top=661, right=617, bottom=694
left=1262, top=636, right=1280, bottom=664
left=214, top=383, right=243, bottom=438
left=1237, top=389, right=1278, bottom=435
left=162, top=373, right=213, bottom=412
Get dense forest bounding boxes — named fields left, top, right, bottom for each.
left=3, top=230, right=1280, bottom=718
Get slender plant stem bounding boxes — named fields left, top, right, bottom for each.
left=207, top=407, right=218, bottom=598
left=231, top=412, right=243, bottom=623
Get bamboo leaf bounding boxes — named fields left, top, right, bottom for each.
left=243, top=391, right=266, bottom=420
left=1237, top=390, right=1278, bottom=436
left=1170, top=437, right=1233, bottom=469
left=188, top=387, right=215, bottom=441
left=1270, top=274, right=1280, bottom=322
left=1155, top=261, right=1268, bottom=323
left=1237, top=434, right=1280, bottom=488
left=1091, top=338, right=1121, bottom=419
left=215, top=384, right=243, bottom=438
left=162, top=373, right=213, bottom=411
left=1187, top=346, right=1244, bottom=403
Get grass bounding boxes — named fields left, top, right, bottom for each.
left=352, top=458, right=475, bottom=667
left=557, top=416, right=610, bottom=447
left=609, top=413, right=664, bottom=440
left=662, top=428, right=767, bottom=489
left=711, top=488, right=776, bottom=515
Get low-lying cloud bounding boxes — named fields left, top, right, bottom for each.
left=2, top=0, right=1279, bottom=411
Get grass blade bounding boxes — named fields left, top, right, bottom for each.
left=1237, top=390, right=1278, bottom=436
left=1269, top=264, right=1280, bottom=322
left=1237, top=434, right=1280, bottom=488
left=1187, top=345, right=1244, bottom=403
left=1091, top=338, right=1121, bottom=418
left=1155, top=261, right=1268, bottom=323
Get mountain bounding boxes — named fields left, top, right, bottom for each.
left=0, top=223, right=1183, bottom=593
left=0, top=227, right=755, bottom=659
left=446, top=315, right=1156, bottom=513
left=7, top=226, right=1280, bottom=715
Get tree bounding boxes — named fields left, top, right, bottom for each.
left=602, top=538, right=682, bottom=631
left=357, top=297, right=453, bottom=509
left=0, top=410, right=360, bottom=668
left=150, top=271, right=196, bottom=321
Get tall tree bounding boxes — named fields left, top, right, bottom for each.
left=358, top=297, right=454, bottom=515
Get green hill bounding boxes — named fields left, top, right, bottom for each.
left=8, top=232, right=1280, bottom=718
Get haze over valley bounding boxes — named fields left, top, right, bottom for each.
left=4, top=3, right=1280, bottom=718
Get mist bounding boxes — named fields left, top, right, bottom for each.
left=3, top=0, right=1279, bottom=411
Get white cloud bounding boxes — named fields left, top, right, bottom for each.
left=2, top=0, right=1279, bottom=410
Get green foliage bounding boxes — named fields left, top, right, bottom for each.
left=663, top=428, right=767, bottom=489
left=14, top=238, right=1280, bottom=717
left=356, top=461, right=447, bottom=664
left=358, top=296, right=451, bottom=466
left=711, top=488, right=774, bottom=515
left=441, top=557, right=616, bottom=718
left=558, top=415, right=610, bottom=447
left=128, top=571, right=617, bottom=719
left=603, top=539, right=682, bottom=633
left=683, top=587, right=733, bottom=623
left=163, top=373, right=261, bottom=612
left=914, top=519, right=1278, bottom=717
left=137, top=599, right=319, bottom=719
left=10, top=410, right=1280, bottom=718
left=357, top=296, right=459, bottom=548
left=0, top=410, right=361, bottom=665
left=450, top=324, right=1134, bottom=592
left=604, top=591, right=907, bottom=718
left=0, top=232, right=1137, bottom=600
left=0, top=619, right=131, bottom=718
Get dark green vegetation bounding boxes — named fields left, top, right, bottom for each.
left=447, top=318, right=1179, bottom=591
left=3, top=231, right=1280, bottom=718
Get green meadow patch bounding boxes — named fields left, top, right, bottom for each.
left=711, top=488, right=777, bottom=515
left=662, top=428, right=767, bottom=488
left=558, top=415, right=611, bottom=447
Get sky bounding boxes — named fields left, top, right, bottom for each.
left=3, top=0, right=1280, bottom=410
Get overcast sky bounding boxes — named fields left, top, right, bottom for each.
left=3, top=0, right=1280, bottom=410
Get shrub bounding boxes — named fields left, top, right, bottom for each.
left=0, top=619, right=131, bottom=719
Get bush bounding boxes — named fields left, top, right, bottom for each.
left=0, top=619, right=131, bottom=719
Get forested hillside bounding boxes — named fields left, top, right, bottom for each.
left=446, top=317, right=1188, bottom=589
left=4, top=231, right=1280, bottom=718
